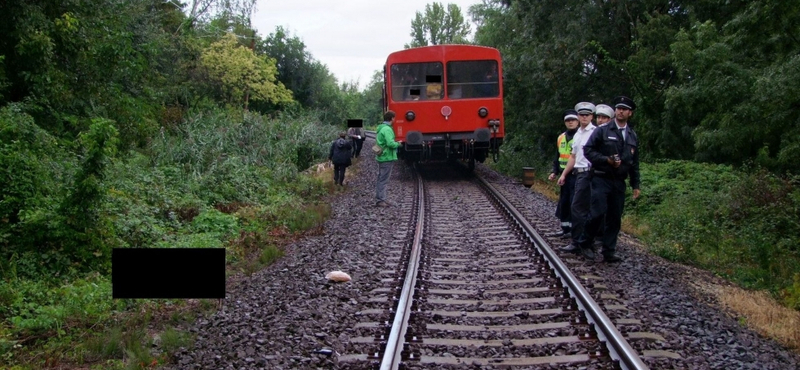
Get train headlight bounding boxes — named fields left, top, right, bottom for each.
left=406, top=111, right=416, bottom=121
left=478, top=107, right=488, bottom=118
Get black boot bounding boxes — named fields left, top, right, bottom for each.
left=603, top=253, right=622, bottom=263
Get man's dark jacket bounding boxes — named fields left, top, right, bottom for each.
left=329, top=138, right=352, bottom=166
left=583, top=120, right=640, bottom=190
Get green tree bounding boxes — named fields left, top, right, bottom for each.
left=0, top=0, right=195, bottom=148
left=356, top=70, right=386, bottom=125
left=406, top=2, right=472, bottom=48
left=469, top=0, right=514, bottom=48
left=59, top=118, right=119, bottom=272
left=180, top=0, right=257, bottom=34
left=200, top=33, right=293, bottom=110
left=256, top=26, right=348, bottom=120
left=664, top=1, right=800, bottom=171
left=258, top=27, right=317, bottom=108
left=473, top=0, right=800, bottom=173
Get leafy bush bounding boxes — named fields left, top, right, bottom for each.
left=189, top=208, right=238, bottom=236
left=0, top=274, right=112, bottom=336
left=58, top=118, right=119, bottom=272
left=627, top=160, right=800, bottom=306
left=0, top=105, right=80, bottom=280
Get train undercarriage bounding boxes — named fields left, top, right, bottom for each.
left=398, top=129, right=503, bottom=171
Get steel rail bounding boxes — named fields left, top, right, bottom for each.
left=476, top=175, right=650, bottom=370
left=379, top=168, right=425, bottom=370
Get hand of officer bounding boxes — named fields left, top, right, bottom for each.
left=608, top=155, right=621, bottom=168
left=548, top=173, right=556, bottom=181
left=633, top=189, right=640, bottom=199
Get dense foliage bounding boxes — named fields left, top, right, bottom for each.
left=470, top=0, right=800, bottom=174
left=0, top=1, right=378, bottom=367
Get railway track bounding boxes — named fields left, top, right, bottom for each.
left=337, top=163, right=649, bottom=369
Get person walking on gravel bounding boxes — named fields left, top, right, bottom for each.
left=328, top=131, right=352, bottom=186
left=347, top=125, right=365, bottom=158
left=375, top=111, right=400, bottom=207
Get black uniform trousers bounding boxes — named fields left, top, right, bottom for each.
left=570, top=171, right=592, bottom=243
left=555, top=173, right=576, bottom=234
left=580, top=175, right=626, bottom=256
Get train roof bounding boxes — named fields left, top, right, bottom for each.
left=386, top=45, right=501, bottom=64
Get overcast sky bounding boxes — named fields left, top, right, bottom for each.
left=251, top=0, right=482, bottom=90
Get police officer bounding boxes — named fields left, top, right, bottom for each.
left=558, top=102, right=596, bottom=253
left=548, top=109, right=580, bottom=238
left=579, top=96, right=641, bottom=262
left=595, top=104, right=614, bottom=127
left=591, top=103, right=614, bottom=244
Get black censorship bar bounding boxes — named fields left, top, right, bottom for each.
left=112, top=248, right=225, bottom=299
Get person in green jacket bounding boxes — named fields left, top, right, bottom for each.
left=375, top=111, right=401, bottom=207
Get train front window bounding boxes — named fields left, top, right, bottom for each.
left=446, top=60, right=499, bottom=99
left=390, top=62, right=444, bottom=101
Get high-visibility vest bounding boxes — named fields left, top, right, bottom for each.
left=557, top=133, right=573, bottom=169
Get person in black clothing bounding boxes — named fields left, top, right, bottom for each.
left=347, top=126, right=365, bottom=158
left=579, top=96, right=641, bottom=262
left=328, top=132, right=352, bottom=186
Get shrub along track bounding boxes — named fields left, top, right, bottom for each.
left=169, top=141, right=799, bottom=370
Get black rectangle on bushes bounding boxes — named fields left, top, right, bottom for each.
left=347, top=119, right=363, bottom=127
left=112, top=248, right=225, bottom=299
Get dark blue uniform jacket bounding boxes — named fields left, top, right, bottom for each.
left=583, top=120, right=640, bottom=190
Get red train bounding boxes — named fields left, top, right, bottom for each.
left=383, top=45, right=504, bottom=169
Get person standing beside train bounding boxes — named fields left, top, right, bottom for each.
left=329, top=131, right=353, bottom=187
left=578, top=96, right=641, bottom=263
left=375, top=111, right=401, bottom=207
left=558, top=102, right=596, bottom=254
left=548, top=109, right=580, bottom=238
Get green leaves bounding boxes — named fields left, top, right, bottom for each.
left=200, top=33, right=293, bottom=110
left=470, top=0, right=800, bottom=173
left=406, top=2, right=472, bottom=48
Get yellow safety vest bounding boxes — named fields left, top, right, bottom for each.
left=557, top=133, right=573, bottom=169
